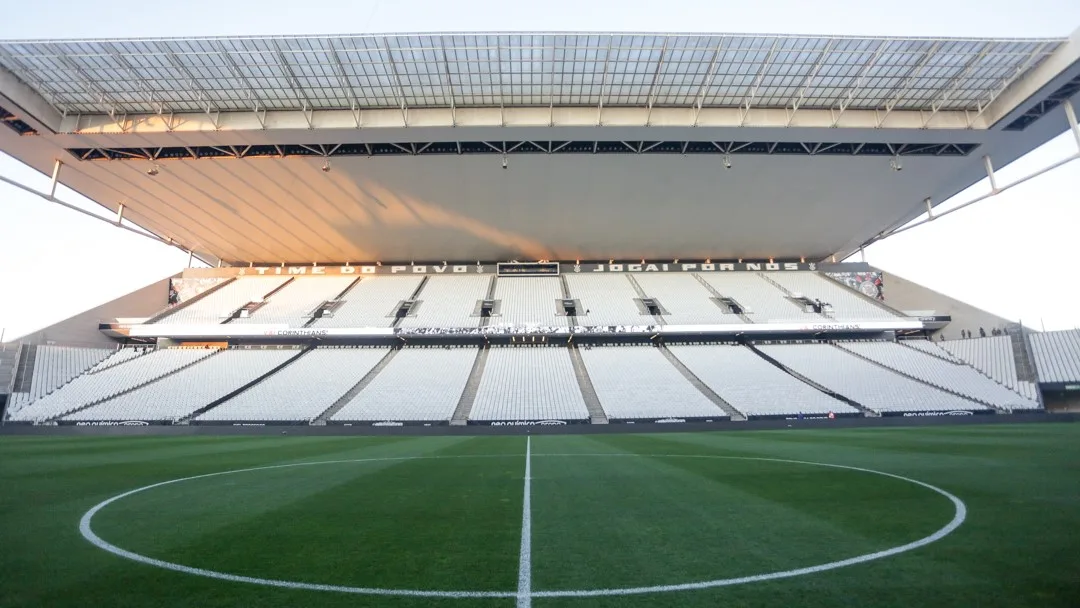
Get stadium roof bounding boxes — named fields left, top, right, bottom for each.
left=1, top=30, right=1079, bottom=266
left=0, top=33, right=1065, bottom=116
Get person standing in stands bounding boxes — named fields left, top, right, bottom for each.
left=980, top=327, right=987, bottom=338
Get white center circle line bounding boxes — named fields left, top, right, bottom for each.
left=78, top=453, right=967, bottom=599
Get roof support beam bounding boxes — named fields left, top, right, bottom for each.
left=966, top=42, right=1051, bottom=128
left=829, top=40, right=890, bottom=128
left=785, top=39, right=834, bottom=127
left=920, top=42, right=995, bottom=128
left=0, top=46, right=68, bottom=116
left=597, top=38, right=614, bottom=126
left=438, top=41, right=457, bottom=127
left=860, top=148, right=1079, bottom=251
left=644, top=38, right=670, bottom=126
left=692, top=37, right=726, bottom=126
left=48, top=158, right=62, bottom=198
left=1066, top=99, right=1080, bottom=153
left=269, top=39, right=315, bottom=129
left=46, top=44, right=128, bottom=129
left=875, top=41, right=942, bottom=128
left=382, top=37, right=410, bottom=126
left=739, top=39, right=780, bottom=127
left=164, top=52, right=220, bottom=129
left=326, top=38, right=364, bottom=128
left=108, top=47, right=171, bottom=117
left=215, top=41, right=268, bottom=129
left=983, top=155, right=999, bottom=192
left=0, top=169, right=198, bottom=258
left=548, top=38, right=557, bottom=127
left=496, top=40, right=505, bottom=127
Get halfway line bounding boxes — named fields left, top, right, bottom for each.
left=516, top=436, right=533, bottom=608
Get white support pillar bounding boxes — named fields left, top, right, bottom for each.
left=859, top=247, right=866, bottom=262
left=187, top=249, right=194, bottom=268
left=116, top=202, right=125, bottom=224
left=925, top=197, right=934, bottom=219
left=1065, top=99, right=1080, bottom=153
left=983, top=156, right=998, bottom=193
left=48, top=159, right=62, bottom=199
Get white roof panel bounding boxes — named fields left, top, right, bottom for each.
left=0, top=33, right=1062, bottom=116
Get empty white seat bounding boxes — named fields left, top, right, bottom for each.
left=314, top=277, right=424, bottom=328
left=490, top=278, right=567, bottom=328
left=668, top=344, right=857, bottom=417
left=936, top=337, right=1041, bottom=407
left=632, top=274, right=729, bottom=325
left=1028, top=330, right=1080, bottom=384
left=197, top=348, right=389, bottom=422
left=398, top=276, right=489, bottom=328
left=9, top=349, right=216, bottom=422
left=580, top=346, right=725, bottom=420
left=65, top=349, right=297, bottom=422
left=333, top=347, right=476, bottom=422
left=155, top=277, right=290, bottom=324
left=566, top=275, right=650, bottom=326
left=86, top=347, right=152, bottom=374
left=232, top=277, right=355, bottom=326
left=839, top=341, right=1037, bottom=411
left=15, top=345, right=112, bottom=406
left=469, top=347, right=588, bottom=421
left=698, top=274, right=813, bottom=324
left=760, top=343, right=987, bottom=414
left=767, top=273, right=901, bottom=321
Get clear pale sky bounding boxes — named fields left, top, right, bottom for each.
left=1, top=0, right=1079, bottom=341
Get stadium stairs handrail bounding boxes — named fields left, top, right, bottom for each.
left=144, top=277, right=237, bottom=324
left=179, top=346, right=311, bottom=424
left=834, top=343, right=1006, bottom=413
left=744, top=341, right=875, bottom=416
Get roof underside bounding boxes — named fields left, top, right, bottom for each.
left=0, top=33, right=1063, bottom=116
left=0, top=30, right=1077, bottom=267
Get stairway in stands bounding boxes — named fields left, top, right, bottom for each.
left=311, top=349, right=400, bottom=425
left=745, top=342, right=878, bottom=416
left=178, top=348, right=310, bottom=424
left=692, top=274, right=753, bottom=323
left=659, top=345, right=747, bottom=420
left=1008, top=324, right=1039, bottom=383
left=11, top=345, right=36, bottom=394
left=0, top=345, right=20, bottom=395
left=756, top=273, right=831, bottom=319
left=625, top=275, right=666, bottom=324
left=567, top=346, right=608, bottom=423
left=834, top=343, right=1005, bottom=414
left=450, top=346, right=489, bottom=425
left=49, top=350, right=225, bottom=422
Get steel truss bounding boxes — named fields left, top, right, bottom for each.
left=0, top=104, right=36, bottom=135
left=1002, top=72, right=1080, bottom=131
left=68, top=140, right=979, bottom=162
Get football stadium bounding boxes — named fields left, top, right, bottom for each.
left=2, top=23, right=1080, bottom=607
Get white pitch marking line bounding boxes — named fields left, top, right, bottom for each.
left=516, top=435, right=533, bottom=608
left=78, top=452, right=967, bottom=599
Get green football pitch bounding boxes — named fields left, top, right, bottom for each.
left=1, top=424, right=1078, bottom=607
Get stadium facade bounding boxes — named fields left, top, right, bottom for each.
left=2, top=30, right=1080, bottom=428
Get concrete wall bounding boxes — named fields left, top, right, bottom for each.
left=6, top=277, right=172, bottom=348
left=881, top=270, right=1022, bottom=339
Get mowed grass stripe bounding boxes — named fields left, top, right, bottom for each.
left=89, top=452, right=526, bottom=591
left=1, top=427, right=1079, bottom=608
left=529, top=450, right=949, bottom=589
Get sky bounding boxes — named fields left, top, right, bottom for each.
left=1, top=0, right=1079, bottom=341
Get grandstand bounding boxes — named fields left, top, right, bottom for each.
left=2, top=28, right=1080, bottom=427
